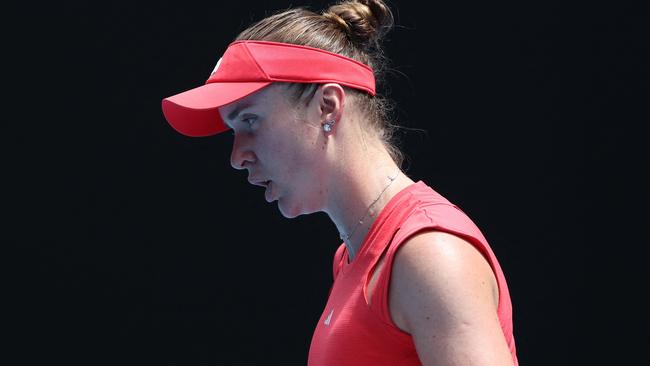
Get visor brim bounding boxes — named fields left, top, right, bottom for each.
left=162, top=81, right=272, bottom=137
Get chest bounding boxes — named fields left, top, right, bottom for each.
left=307, top=265, right=417, bottom=366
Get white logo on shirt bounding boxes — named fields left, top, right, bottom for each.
left=211, top=57, right=223, bottom=75
left=324, top=309, right=334, bottom=326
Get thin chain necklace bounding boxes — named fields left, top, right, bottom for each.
left=340, top=170, right=400, bottom=243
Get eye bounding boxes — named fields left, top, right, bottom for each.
left=241, top=115, right=258, bottom=129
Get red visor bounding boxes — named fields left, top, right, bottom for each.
left=161, top=40, right=376, bottom=137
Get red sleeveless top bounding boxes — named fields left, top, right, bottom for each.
left=308, top=181, right=518, bottom=365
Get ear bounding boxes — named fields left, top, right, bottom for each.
left=315, top=83, right=345, bottom=124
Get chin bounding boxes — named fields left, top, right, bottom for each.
left=278, top=203, right=301, bottom=219
left=277, top=198, right=313, bottom=219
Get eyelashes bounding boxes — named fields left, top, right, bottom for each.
left=242, top=116, right=257, bottom=128
left=229, top=115, right=258, bottom=136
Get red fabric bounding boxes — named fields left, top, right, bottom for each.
left=161, top=82, right=270, bottom=136
left=308, top=181, right=518, bottom=365
left=162, top=41, right=376, bottom=137
left=207, top=41, right=376, bottom=95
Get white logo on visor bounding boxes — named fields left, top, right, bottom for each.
left=211, top=57, right=223, bottom=76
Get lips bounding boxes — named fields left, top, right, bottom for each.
left=248, top=176, right=276, bottom=202
left=264, top=180, right=274, bottom=202
left=248, top=178, right=270, bottom=187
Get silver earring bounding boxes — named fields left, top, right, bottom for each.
left=323, top=120, right=335, bottom=132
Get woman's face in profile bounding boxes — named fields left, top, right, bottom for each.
left=219, top=84, right=328, bottom=218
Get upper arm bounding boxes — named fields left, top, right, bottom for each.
left=389, top=231, right=514, bottom=366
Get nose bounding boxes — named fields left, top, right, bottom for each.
left=230, top=133, right=256, bottom=170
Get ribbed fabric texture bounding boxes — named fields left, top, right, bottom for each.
left=308, top=181, right=518, bottom=365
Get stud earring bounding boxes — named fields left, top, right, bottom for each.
left=323, top=120, right=335, bottom=133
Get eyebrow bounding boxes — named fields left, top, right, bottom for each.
left=226, top=101, right=254, bottom=123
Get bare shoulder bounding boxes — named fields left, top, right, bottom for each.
left=390, top=230, right=499, bottom=322
left=389, top=230, right=514, bottom=365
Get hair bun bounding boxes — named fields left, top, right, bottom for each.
left=323, top=0, right=394, bottom=48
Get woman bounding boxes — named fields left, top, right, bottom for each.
left=162, top=1, right=518, bottom=365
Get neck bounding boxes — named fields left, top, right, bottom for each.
left=323, top=152, right=414, bottom=262
left=319, top=112, right=415, bottom=261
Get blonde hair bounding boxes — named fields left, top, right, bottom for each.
left=235, top=0, right=403, bottom=167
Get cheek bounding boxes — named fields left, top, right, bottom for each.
left=289, top=135, right=321, bottom=176
left=263, top=115, right=323, bottom=182
left=273, top=127, right=319, bottom=166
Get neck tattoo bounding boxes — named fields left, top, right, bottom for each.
left=340, top=170, right=401, bottom=243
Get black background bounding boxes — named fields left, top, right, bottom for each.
left=7, top=1, right=647, bottom=365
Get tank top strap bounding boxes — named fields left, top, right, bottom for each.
left=369, top=220, right=440, bottom=328
left=332, top=243, right=347, bottom=281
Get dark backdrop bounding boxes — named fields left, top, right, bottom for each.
left=7, top=1, right=647, bottom=365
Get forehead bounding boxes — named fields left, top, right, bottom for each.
left=219, top=85, right=296, bottom=129
left=219, top=84, right=289, bottom=118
